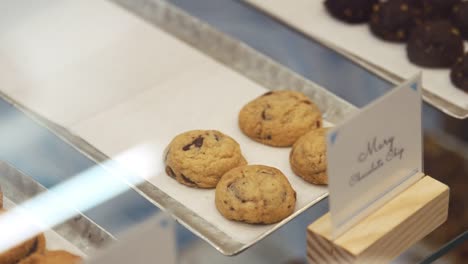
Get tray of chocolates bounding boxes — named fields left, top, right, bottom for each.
left=244, top=0, right=468, bottom=119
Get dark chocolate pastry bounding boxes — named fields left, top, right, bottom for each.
left=422, top=0, right=461, bottom=19
left=407, top=21, right=464, bottom=68
left=407, top=0, right=423, bottom=8
left=369, top=0, right=422, bottom=42
left=324, top=0, right=378, bottom=24
left=450, top=53, right=468, bottom=93
left=452, top=2, right=468, bottom=40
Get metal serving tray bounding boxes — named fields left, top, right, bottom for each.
left=0, top=0, right=357, bottom=256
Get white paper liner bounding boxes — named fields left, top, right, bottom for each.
left=0, top=0, right=330, bottom=246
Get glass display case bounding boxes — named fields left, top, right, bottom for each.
left=0, top=0, right=466, bottom=263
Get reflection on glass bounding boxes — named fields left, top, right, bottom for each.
left=0, top=144, right=162, bottom=254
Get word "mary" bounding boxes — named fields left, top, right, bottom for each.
left=358, top=136, right=403, bottom=163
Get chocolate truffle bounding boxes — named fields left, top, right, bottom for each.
left=324, top=0, right=378, bottom=24
left=451, top=53, right=468, bottom=93
left=407, top=21, right=464, bottom=68
left=370, top=0, right=422, bottom=42
left=452, top=2, right=468, bottom=40
left=422, top=0, right=461, bottom=19
left=407, top=0, right=423, bottom=8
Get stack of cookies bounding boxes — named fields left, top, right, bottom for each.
left=0, top=187, right=82, bottom=264
left=164, top=90, right=327, bottom=225
left=324, top=0, right=468, bottom=93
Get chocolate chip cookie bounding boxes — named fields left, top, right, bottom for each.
left=165, top=130, right=247, bottom=188
left=407, top=21, right=464, bottom=68
left=0, top=210, right=46, bottom=264
left=290, top=128, right=328, bottom=185
left=215, top=165, right=296, bottom=224
left=238, top=90, right=322, bottom=147
left=19, top=250, right=82, bottom=264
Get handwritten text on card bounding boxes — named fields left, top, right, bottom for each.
left=350, top=136, right=405, bottom=186
left=327, top=74, right=423, bottom=238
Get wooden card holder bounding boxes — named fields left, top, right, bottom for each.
left=307, top=176, right=449, bottom=263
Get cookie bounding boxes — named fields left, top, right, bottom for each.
left=407, top=21, right=464, bottom=68
left=165, top=130, right=247, bottom=188
left=0, top=235, right=45, bottom=264
left=422, top=0, right=460, bottom=19
left=215, top=165, right=296, bottom=224
left=451, top=53, right=468, bottom=93
left=33, top=234, right=46, bottom=256
left=452, top=2, right=468, bottom=40
left=0, top=227, right=46, bottom=264
left=369, top=0, right=422, bottom=42
left=19, top=250, right=82, bottom=264
left=238, top=90, right=322, bottom=147
left=290, top=128, right=328, bottom=185
left=324, top=0, right=378, bottom=24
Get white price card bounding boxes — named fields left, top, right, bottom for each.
left=327, top=74, right=424, bottom=238
left=86, top=212, right=176, bottom=264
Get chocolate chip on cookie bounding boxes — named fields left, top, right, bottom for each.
left=239, top=90, right=322, bottom=147
left=165, top=130, right=247, bottom=188
left=182, top=136, right=204, bottom=151
left=215, top=165, right=296, bottom=224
